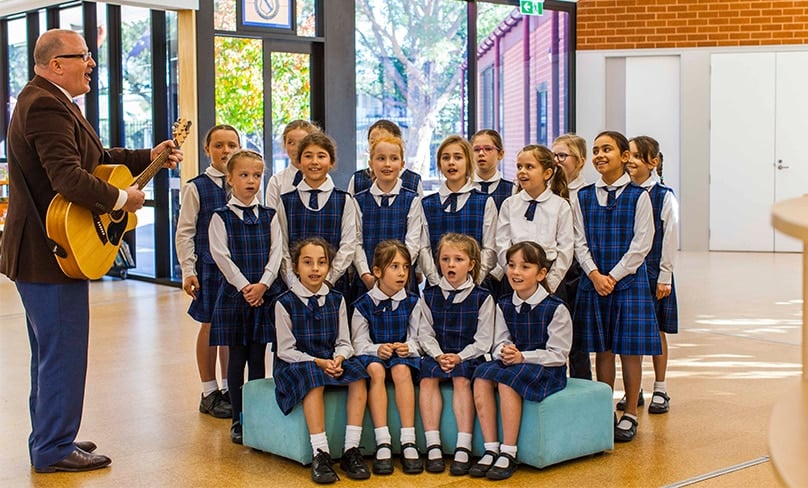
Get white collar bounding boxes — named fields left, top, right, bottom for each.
left=370, top=179, right=402, bottom=196
left=518, top=185, right=553, bottom=203
left=474, top=171, right=503, bottom=183
left=368, top=284, right=407, bottom=302
left=297, top=175, right=334, bottom=193
left=438, top=181, right=475, bottom=197
left=228, top=195, right=260, bottom=207
left=438, top=275, right=474, bottom=292
left=595, top=173, right=631, bottom=190
left=290, top=280, right=329, bottom=298
left=204, top=166, right=226, bottom=178
left=511, top=285, right=549, bottom=307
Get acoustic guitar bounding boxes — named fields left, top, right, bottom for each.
left=46, top=118, right=191, bottom=280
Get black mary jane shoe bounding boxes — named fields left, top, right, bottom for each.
left=372, top=443, right=394, bottom=475
left=648, top=391, right=671, bottom=414
left=449, top=446, right=473, bottom=476
left=312, top=449, right=339, bottom=484
left=399, top=442, right=424, bottom=474
left=614, top=415, right=638, bottom=442
left=468, top=450, right=498, bottom=478
left=486, top=452, right=518, bottom=480
left=424, top=444, right=445, bottom=473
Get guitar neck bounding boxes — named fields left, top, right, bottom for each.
left=133, top=142, right=174, bottom=189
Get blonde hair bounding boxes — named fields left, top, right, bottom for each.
left=553, top=133, right=587, bottom=163
left=226, top=149, right=264, bottom=174
left=436, top=232, right=481, bottom=283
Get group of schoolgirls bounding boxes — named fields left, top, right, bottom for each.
left=176, top=119, right=679, bottom=483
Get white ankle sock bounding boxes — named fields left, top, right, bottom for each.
left=425, top=431, right=442, bottom=459
left=202, top=380, right=219, bottom=396
left=374, top=426, right=392, bottom=459
left=310, top=432, right=329, bottom=454
left=401, top=427, right=418, bottom=459
left=617, top=413, right=637, bottom=430
left=344, top=425, right=362, bottom=451
left=495, top=444, right=517, bottom=468
left=654, top=380, right=666, bottom=393
left=480, top=442, right=500, bottom=465
left=455, top=432, right=472, bottom=462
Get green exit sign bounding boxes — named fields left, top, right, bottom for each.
left=520, top=1, right=544, bottom=16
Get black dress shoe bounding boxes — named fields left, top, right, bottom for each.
left=339, top=446, right=370, bottom=480
left=399, top=442, right=423, bottom=474
left=34, top=448, right=111, bottom=473
left=200, top=390, right=232, bottom=418
left=312, top=449, right=339, bottom=484
left=449, top=447, right=472, bottom=476
left=424, top=444, right=445, bottom=473
left=486, top=452, right=517, bottom=480
left=230, top=421, right=243, bottom=445
left=74, top=441, right=97, bottom=453
left=614, top=415, right=638, bottom=442
left=468, top=450, right=497, bottom=478
left=372, top=443, right=394, bottom=475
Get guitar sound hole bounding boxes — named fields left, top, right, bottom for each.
left=107, top=213, right=129, bottom=245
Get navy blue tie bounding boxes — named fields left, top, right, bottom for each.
left=374, top=298, right=393, bottom=314
left=606, top=188, right=617, bottom=207
left=292, top=170, right=303, bottom=187
left=307, top=295, right=321, bottom=320
left=308, top=189, right=321, bottom=210
left=524, top=200, right=538, bottom=222
left=220, top=176, right=230, bottom=195
left=235, top=205, right=258, bottom=225
left=442, top=193, right=460, bottom=213
left=520, top=302, right=531, bottom=314
left=445, top=289, right=460, bottom=304
left=380, top=194, right=391, bottom=208
left=478, top=181, right=492, bottom=194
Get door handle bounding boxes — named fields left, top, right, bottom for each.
left=777, top=159, right=790, bottom=170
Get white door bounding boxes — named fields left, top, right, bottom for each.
left=774, top=52, right=808, bottom=252
left=709, top=52, right=776, bottom=251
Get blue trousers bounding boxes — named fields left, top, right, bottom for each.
left=16, top=280, right=89, bottom=469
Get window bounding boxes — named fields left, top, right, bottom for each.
left=355, top=1, right=575, bottom=186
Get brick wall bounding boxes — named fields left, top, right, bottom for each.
left=577, top=0, right=808, bottom=50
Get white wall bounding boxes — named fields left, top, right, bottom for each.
left=577, top=47, right=719, bottom=251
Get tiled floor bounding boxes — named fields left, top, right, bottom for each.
left=0, top=251, right=799, bottom=487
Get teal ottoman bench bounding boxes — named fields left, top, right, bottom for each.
left=242, top=377, right=613, bottom=469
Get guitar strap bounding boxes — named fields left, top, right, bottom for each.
left=9, top=162, right=68, bottom=258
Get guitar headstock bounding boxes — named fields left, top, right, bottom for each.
left=172, top=118, right=192, bottom=147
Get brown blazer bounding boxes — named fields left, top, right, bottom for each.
left=0, top=75, right=152, bottom=283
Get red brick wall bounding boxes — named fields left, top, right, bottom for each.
left=578, top=0, right=808, bottom=50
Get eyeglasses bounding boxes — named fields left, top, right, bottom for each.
left=473, top=145, right=498, bottom=153
left=553, top=152, right=573, bottom=162
left=54, top=52, right=92, bottom=62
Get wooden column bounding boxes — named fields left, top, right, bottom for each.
left=177, top=9, right=199, bottom=184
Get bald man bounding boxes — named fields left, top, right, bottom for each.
left=0, top=29, right=182, bottom=473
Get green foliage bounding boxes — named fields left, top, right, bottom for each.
left=214, top=36, right=264, bottom=151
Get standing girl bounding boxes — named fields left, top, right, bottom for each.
left=265, top=119, right=320, bottom=210
left=176, top=124, right=240, bottom=419
left=278, top=132, right=359, bottom=294
left=623, top=135, right=678, bottom=414
left=420, top=135, right=498, bottom=287
left=209, top=149, right=284, bottom=444
left=470, top=129, right=515, bottom=210
left=417, top=233, right=495, bottom=476
left=351, top=240, right=422, bottom=475
left=471, top=242, right=571, bottom=480
left=348, top=119, right=423, bottom=196
left=274, top=238, right=370, bottom=484
left=552, top=133, right=592, bottom=380
left=570, top=130, right=660, bottom=443
left=495, top=144, right=573, bottom=296
left=352, top=135, right=425, bottom=295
